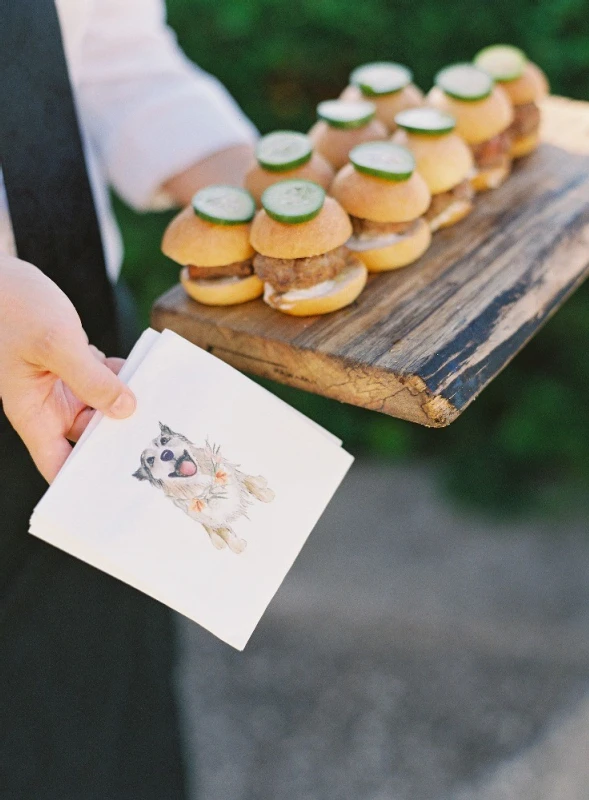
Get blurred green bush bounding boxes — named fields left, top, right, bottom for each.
left=116, top=0, right=589, bottom=516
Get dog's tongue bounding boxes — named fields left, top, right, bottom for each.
left=178, top=459, right=197, bottom=477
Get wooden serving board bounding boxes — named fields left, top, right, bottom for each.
left=152, top=96, right=589, bottom=427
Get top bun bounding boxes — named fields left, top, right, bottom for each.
left=393, top=130, right=474, bottom=194
left=330, top=165, right=431, bottom=222
left=244, top=152, right=334, bottom=205
left=162, top=205, right=254, bottom=267
left=426, top=84, right=514, bottom=144
left=341, top=83, right=424, bottom=129
left=499, top=61, right=549, bottom=106
left=250, top=196, right=352, bottom=259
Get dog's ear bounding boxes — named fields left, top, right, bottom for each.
left=132, top=465, right=150, bottom=481
left=159, top=422, right=175, bottom=437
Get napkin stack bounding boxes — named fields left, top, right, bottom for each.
left=30, top=329, right=353, bottom=649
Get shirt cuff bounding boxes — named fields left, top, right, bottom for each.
left=106, top=82, right=258, bottom=211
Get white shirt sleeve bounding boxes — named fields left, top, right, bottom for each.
left=77, top=0, right=258, bottom=211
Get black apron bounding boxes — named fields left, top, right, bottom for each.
left=0, top=2, right=186, bottom=796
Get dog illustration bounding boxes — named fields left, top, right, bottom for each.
left=133, top=423, right=274, bottom=554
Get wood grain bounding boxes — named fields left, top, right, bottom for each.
left=152, top=96, right=589, bottom=427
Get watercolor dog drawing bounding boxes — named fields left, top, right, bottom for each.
left=133, top=423, right=274, bottom=554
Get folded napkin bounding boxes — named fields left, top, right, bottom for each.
left=30, top=329, right=353, bottom=649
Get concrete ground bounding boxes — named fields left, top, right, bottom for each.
left=175, top=460, right=589, bottom=800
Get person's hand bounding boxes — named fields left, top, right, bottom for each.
left=0, top=255, right=136, bottom=482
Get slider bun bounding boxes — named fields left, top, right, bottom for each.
left=427, top=84, right=514, bottom=145
left=354, top=217, right=431, bottom=272
left=501, top=62, right=549, bottom=106
left=330, top=165, right=431, bottom=222
left=471, top=160, right=511, bottom=192
left=394, top=129, right=474, bottom=194
left=264, top=258, right=367, bottom=316
left=180, top=268, right=263, bottom=306
left=341, top=83, right=424, bottom=129
left=162, top=205, right=254, bottom=267
left=308, top=118, right=389, bottom=170
left=250, top=196, right=352, bottom=259
left=510, top=129, right=540, bottom=158
left=244, top=152, right=334, bottom=205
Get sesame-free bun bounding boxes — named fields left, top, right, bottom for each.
left=427, top=84, right=514, bottom=145
left=500, top=62, right=549, bottom=106
left=308, top=118, right=389, bottom=170
left=162, top=205, right=254, bottom=267
left=393, top=129, right=474, bottom=194
left=471, top=160, right=511, bottom=192
left=244, top=152, right=334, bottom=205
left=330, top=165, right=431, bottom=222
left=180, top=268, right=263, bottom=306
left=341, top=83, right=424, bottom=129
left=250, top=196, right=352, bottom=259
left=264, top=258, right=367, bottom=316
left=352, top=217, right=431, bottom=272
left=510, top=129, right=540, bottom=158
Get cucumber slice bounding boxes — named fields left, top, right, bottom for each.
left=317, top=99, right=376, bottom=129
left=192, top=185, right=255, bottom=225
left=350, top=142, right=415, bottom=181
left=350, top=61, right=412, bottom=96
left=256, top=131, right=313, bottom=172
left=435, top=63, right=493, bottom=102
left=474, top=44, right=527, bottom=82
left=395, top=107, right=456, bottom=135
left=261, top=180, right=325, bottom=224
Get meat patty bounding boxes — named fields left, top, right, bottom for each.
left=253, top=245, right=348, bottom=292
left=470, top=131, right=512, bottom=168
left=508, top=101, right=541, bottom=138
left=187, top=258, right=253, bottom=280
left=424, top=178, right=474, bottom=222
left=350, top=216, right=415, bottom=238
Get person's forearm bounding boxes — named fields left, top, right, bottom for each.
left=162, top=143, right=255, bottom=206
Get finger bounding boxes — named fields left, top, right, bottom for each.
left=10, top=413, right=73, bottom=483
left=89, top=345, right=106, bottom=363
left=43, top=336, right=136, bottom=419
left=66, top=406, right=96, bottom=442
left=105, top=356, right=125, bottom=376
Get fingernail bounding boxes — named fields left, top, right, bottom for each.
left=108, top=392, right=136, bottom=418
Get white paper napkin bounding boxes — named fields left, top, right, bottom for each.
left=30, top=329, right=353, bottom=650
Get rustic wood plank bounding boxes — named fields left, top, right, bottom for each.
left=152, top=96, right=589, bottom=427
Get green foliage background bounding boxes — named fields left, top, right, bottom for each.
left=116, top=0, right=589, bottom=516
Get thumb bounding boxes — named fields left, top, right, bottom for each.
left=45, top=336, right=136, bottom=418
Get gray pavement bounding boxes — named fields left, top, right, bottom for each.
left=175, top=460, right=589, bottom=800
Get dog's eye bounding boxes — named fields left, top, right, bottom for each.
left=161, top=449, right=174, bottom=462
left=160, top=437, right=170, bottom=446
left=146, top=456, right=155, bottom=467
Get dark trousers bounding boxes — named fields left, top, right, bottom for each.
left=0, top=286, right=186, bottom=799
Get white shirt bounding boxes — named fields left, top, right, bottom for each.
left=0, top=0, right=257, bottom=280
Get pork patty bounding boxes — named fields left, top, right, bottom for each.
left=470, top=131, right=512, bottom=169
left=253, top=245, right=348, bottom=292
left=187, top=258, right=253, bottom=280
left=508, top=101, right=541, bottom=138
left=424, top=178, right=474, bottom=222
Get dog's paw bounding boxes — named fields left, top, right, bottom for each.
left=256, top=487, right=275, bottom=503
left=228, top=537, right=247, bottom=555
left=209, top=532, right=226, bottom=550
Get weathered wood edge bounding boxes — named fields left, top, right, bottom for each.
left=151, top=288, right=459, bottom=427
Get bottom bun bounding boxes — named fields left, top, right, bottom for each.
left=470, top=161, right=511, bottom=192
left=511, top=130, right=540, bottom=158
left=264, top=258, right=367, bottom=316
left=355, top=217, right=431, bottom=272
left=180, top=268, right=264, bottom=306
left=428, top=198, right=473, bottom=233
